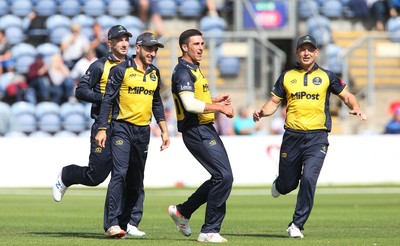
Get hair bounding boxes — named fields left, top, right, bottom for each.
left=178, top=29, right=202, bottom=52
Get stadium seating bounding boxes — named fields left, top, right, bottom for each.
left=0, top=14, right=23, bottom=29
left=320, top=0, right=343, bottom=18
left=84, top=102, right=94, bottom=129
left=387, top=17, right=400, bottom=42
left=83, top=0, right=106, bottom=17
left=29, top=130, right=53, bottom=137
left=71, top=14, right=95, bottom=38
left=325, top=42, right=343, bottom=74
left=5, top=26, right=25, bottom=45
left=35, top=0, right=57, bottom=17
left=35, top=101, right=62, bottom=133
left=179, top=0, right=204, bottom=18
left=0, top=101, right=11, bottom=135
left=157, top=0, right=177, bottom=18
left=14, top=55, right=36, bottom=74
left=4, top=131, right=28, bottom=138
left=118, top=15, right=145, bottom=45
left=96, top=15, right=119, bottom=33
left=59, top=0, right=82, bottom=17
left=306, top=15, right=332, bottom=47
left=36, top=42, right=61, bottom=63
left=10, top=101, right=37, bottom=133
left=298, top=0, right=319, bottom=19
left=199, top=15, right=227, bottom=45
left=107, top=0, right=131, bottom=17
left=49, top=26, right=71, bottom=45
left=60, top=102, right=87, bottom=133
left=11, top=0, right=33, bottom=17
left=54, top=130, right=77, bottom=137
left=218, top=57, right=241, bottom=77
left=11, top=43, right=37, bottom=58
left=0, top=0, right=8, bottom=16
left=45, top=14, right=72, bottom=30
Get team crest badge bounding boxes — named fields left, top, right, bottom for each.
left=313, top=77, right=322, bottom=85
left=149, top=73, right=156, bottom=81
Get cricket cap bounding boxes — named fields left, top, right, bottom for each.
left=136, top=32, right=164, bottom=48
left=108, top=25, right=132, bottom=40
left=296, top=35, right=317, bottom=49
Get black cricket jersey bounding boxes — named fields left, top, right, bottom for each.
left=75, top=53, right=127, bottom=121
left=171, top=57, right=214, bottom=132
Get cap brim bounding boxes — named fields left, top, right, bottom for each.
left=109, top=32, right=133, bottom=40
left=140, top=43, right=164, bottom=48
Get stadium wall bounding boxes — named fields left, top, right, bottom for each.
left=0, top=135, right=399, bottom=188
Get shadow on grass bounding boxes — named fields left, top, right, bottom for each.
left=29, top=232, right=198, bottom=241
left=225, top=233, right=287, bottom=239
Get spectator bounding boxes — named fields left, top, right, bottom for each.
left=70, top=49, right=98, bottom=82
left=233, top=105, right=263, bottom=135
left=47, top=54, right=75, bottom=104
left=26, top=53, right=51, bottom=104
left=367, top=0, right=397, bottom=31
left=60, top=23, right=90, bottom=69
left=22, top=11, right=48, bottom=47
left=0, top=66, right=28, bottom=104
left=384, top=108, right=400, bottom=134
left=0, top=29, right=13, bottom=75
left=88, top=22, right=109, bottom=58
left=132, top=0, right=165, bottom=36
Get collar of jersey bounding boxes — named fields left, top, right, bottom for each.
left=178, top=57, right=199, bottom=71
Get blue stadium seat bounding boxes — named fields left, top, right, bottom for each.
left=119, top=16, right=145, bottom=45
left=96, top=15, right=119, bottom=33
left=35, top=101, right=61, bottom=133
left=306, top=16, right=332, bottom=47
left=84, top=102, right=94, bottom=128
left=157, top=0, right=177, bottom=17
left=45, top=14, right=72, bottom=30
left=35, top=0, right=57, bottom=17
left=36, top=43, right=61, bottom=62
left=298, top=0, right=319, bottom=19
left=0, top=101, right=11, bottom=135
left=11, top=43, right=37, bottom=58
left=78, top=129, right=91, bottom=138
left=387, top=17, right=400, bottom=42
left=199, top=16, right=227, bottom=45
left=14, top=55, right=35, bottom=74
left=217, top=56, right=241, bottom=77
left=11, top=0, right=33, bottom=17
left=4, top=131, right=28, bottom=138
left=0, top=14, right=22, bottom=29
left=107, top=0, right=131, bottom=17
left=59, top=0, right=82, bottom=17
left=29, top=130, right=53, bottom=137
left=320, top=0, right=343, bottom=18
left=60, top=102, right=86, bottom=133
left=5, top=26, right=25, bottom=45
left=54, top=130, right=77, bottom=138
left=179, top=0, right=204, bottom=18
left=10, top=101, right=37, bottom=133
left=0, top=0, right=8, bottom=16
left=71, top=14, right=95, bottom=29
left=83, top=0, right=106, bottom=17
left=49, top=26, right=72, bottom=45
left=325, top=42, right=343, bottom=74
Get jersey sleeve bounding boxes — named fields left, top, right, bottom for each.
left=75, top=59, right=104, bottom=103
left=327, top=70, right=346, bottom=95
left=174, top=67, right=195, bottom=94
left=152, top=69, right=166, bottom=123
left=271, top=72, right=286, bottom=99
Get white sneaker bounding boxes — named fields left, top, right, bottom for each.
left=197, top=233, right=228, bottom=243
left=52, top=169, right=68, bottom=202
left=126, top=224, right=146, bottom=237
left=287, top=223, right=304, bottom=238
left=105, top=225, right=126, bottom=239
left=271, top=180, right=281, bottom=198
left=167, top=205, right=191, bottom=237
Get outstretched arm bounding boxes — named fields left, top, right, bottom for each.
left=338, top=89, right=367, bottom=121
left=253, top=96, right=281, bottom=122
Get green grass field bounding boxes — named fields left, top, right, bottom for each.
left=0, top=185, right=399, bottom=246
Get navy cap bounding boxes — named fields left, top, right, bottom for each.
left=136, top=32, right=164, bottom=48
left=108, top=25, right=132, bottom=40
left=296, top=35, right=317, bottom=49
